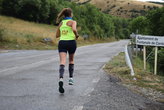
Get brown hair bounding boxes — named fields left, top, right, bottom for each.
left=56, top=8, right=73, bottom=23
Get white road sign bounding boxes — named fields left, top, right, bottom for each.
left=136, top=35, right=164, bottom=47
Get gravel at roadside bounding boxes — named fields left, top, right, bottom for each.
left=83, top=72, right=164, bottom=110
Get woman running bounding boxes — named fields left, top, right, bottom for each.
left=56, top=8, right=79, bottom=93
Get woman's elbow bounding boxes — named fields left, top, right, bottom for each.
left=56, top=34, right=60, bottom=38
left=56, top=35, right=59, bottom=38
left=73, top=29, right=77, bottom=33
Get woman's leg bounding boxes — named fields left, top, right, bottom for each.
left=68, top=40, right=76, bottom=85
left=68, top=53, right=75, bottom=85
left=58, top=52, right=67, bottom=93
left=69, top=53, right=74, bottom=64
left=59, top=52, right=67, bottom=65
left=59, top=52, right=67, bottom=79
left=69, top=53, right=75, bottom=78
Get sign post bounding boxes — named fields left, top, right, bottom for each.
left=143, top=46, right=146, bottom=70
left=136, top=45, right=138, bottom=57
left=136, top=35, right=164, bottom=75
left=154, top=47, right=158, bottom=75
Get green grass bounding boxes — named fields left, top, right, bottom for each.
left=104, top=52, right=132, bottom=81
left=0, top=42, right=57, bottom=50
left=133, top=56, right=164, bottom=93
left=104, top=52, right=164, bottom=94
left=0, top=15, right=57, bottom=49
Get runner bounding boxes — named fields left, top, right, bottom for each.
left=56, top=8, right=79, bottom=93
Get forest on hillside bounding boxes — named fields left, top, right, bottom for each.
left=0, top=0, right=130, bottom=39
left=0, top=0, right=163, bottom=37
left=0, top=0, right=164, bottom=74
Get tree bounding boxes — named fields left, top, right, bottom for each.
left=146, top=7, right=164, bottom=36
left=47, top=0, right=60, bottom=24
left=0, top=0, right=3, bottom=14
left=130, top=16, right=149, bottom=34
left=1, top=0, right=131, bottom=39
left=146, top=7, right=164, bottom=75
left=122, top=28, right=130, bottom=39
left=18, top=0, right=42, bottom=22
left=38, top=0, right=50, bottom=23
left=1, top=0, right=21, bottom=17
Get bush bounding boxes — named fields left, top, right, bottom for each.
left=146, top=7, right=164, bottom=36
left=0, top=0, right=3, bottom=14
left=47, top=0, right=60, bottom=24
left=2, top=0, right=52, bottom=22
left=148, top=48, right=164, bottom=75
left=122, top=28, right=130, bottom=39
left=1, top=0, right=20, bottom=17
left=112, top=17, right=130, bottom=39
left=158, top=48, right=164, bottom=75
left=139, top=10, right=146, bottom=16
left=0, top=26, right=5, bottom=42
left=130, top=7, right=164, bottom=36
left=18, top=0, right=50, bottom=22
left=129, top=16, right=149, bottom=34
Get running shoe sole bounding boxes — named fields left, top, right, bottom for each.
left=59, top=81, right=64, bottom=93
left=69, top=82, right=73, bottom=85
left=69, top=80, right=73, bottom=85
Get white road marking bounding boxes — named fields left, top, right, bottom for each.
left=92, top=78, right=100, bottom=83
left=1, top=53, right=55, bottom=62
left=72, top=106, right=83, bottom=110
left=0, top=57, right=57, bottom=76
left=83, top=88, right=94, bottom=96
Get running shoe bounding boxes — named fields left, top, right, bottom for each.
left=59, top=80, right=64, bottom=93
left=69, top=78, right=74, bottom=85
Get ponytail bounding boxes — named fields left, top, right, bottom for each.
left=56, top=8, right=66, bottom=23
left=56, top=8, right=73, bottom=24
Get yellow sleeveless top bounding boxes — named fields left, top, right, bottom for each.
left=60, top=20, right=75, bottom=40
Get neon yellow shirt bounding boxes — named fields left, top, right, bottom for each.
left=60, top=20, right=75, bottom=40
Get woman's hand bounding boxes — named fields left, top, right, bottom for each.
left=76, top=35, right=79, bottom=40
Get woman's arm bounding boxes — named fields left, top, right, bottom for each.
left=72, top=21, right=79, bottom=39
left=56, top=23, right=62, bottom=38
left=56, top=27, right=60, bottom=38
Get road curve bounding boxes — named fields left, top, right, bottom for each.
left=0, top=40, right=163, bottom=110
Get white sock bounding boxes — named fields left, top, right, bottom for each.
left=59, top=78, right=63, bottom=81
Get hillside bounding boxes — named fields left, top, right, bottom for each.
left=0, top=15, right=116, bottom=50
left=73, top=0, right=163, bottom=18
left=0, top=16, right=57, bottom=49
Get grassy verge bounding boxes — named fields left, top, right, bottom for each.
left=104, top=52, right=164, bottom=102
left=77, top=36, right=117, bottom=47
left=0, top=15, right=117, bottom=50
left=133, top=56, right=164, bottom=93
left=0, top=15, right=57, bottom=49
left=0, top=42, right=57, bottom=50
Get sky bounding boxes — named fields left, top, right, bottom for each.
left=136, top=0, right=164, bottom=3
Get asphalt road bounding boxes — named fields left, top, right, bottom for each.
left=0, top=40, right=163, bottom=110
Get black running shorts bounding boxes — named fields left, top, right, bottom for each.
left=58, top=40, right=77, bottom=54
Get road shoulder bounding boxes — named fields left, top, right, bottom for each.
left=82, top=72, right=164, bottom=110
